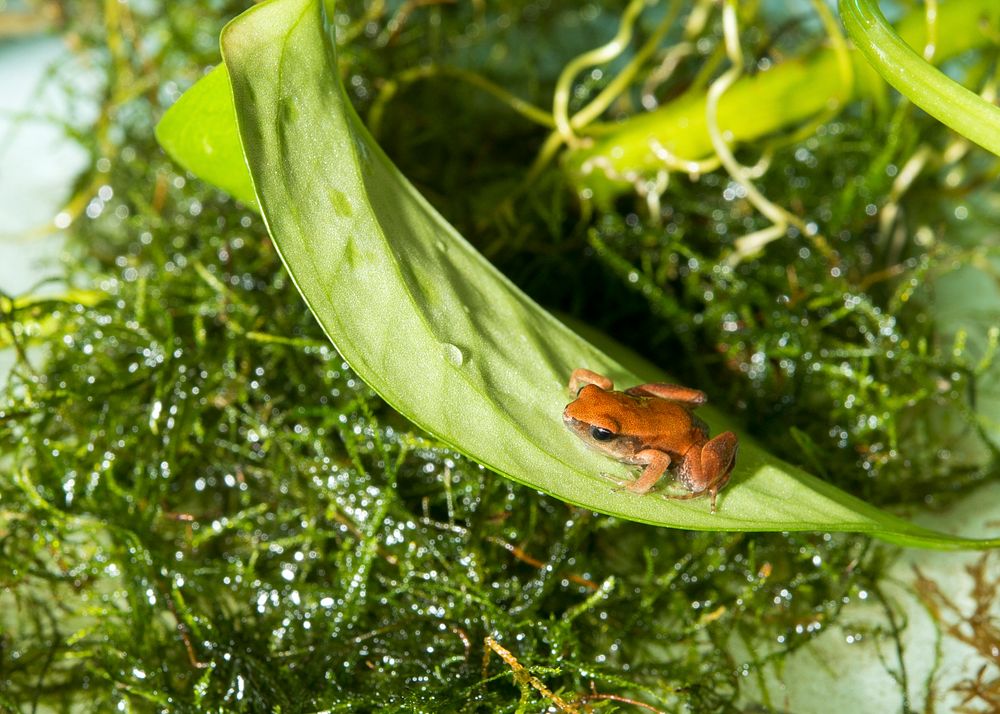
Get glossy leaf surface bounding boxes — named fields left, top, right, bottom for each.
left=157, top=0, right=1000, bottom=548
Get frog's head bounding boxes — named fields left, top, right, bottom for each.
left=563, top=385, right=639, bottom=459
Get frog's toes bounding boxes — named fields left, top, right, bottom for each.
left=603, top=474, right=631, bottom=494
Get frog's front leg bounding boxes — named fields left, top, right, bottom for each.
left=679, top=432, right=738, bottom=513
left=568, top=368, right=613, bottom=394
left=624, top=449, right=672, bottom=494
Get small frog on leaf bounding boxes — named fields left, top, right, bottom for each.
left=563, top=368, right=738, bottom=513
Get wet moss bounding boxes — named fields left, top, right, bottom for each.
left=2, top=0, right=998, bottom=711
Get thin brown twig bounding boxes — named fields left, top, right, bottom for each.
left=164, top=590, right=208, bottom=669
left=572, top=681, right=668, bottom=713
left=487, top=536, right=599, bottom=590
left=484, top=636, right=579, bottom=712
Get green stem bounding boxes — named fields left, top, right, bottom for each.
left=840, top=0, right=1000, bottom=157
left=566, top=0, right=1000, bottom=203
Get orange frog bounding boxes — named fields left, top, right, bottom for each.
left=562, top=368, right=738, bottom=512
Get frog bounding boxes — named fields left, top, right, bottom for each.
left=562, top=368, right=738, bottom=513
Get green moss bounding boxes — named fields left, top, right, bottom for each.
left=585, top=112, right=998, bottom=505
left=2, top=0, right=997, bottom=710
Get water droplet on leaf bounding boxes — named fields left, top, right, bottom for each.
left=441, top=343, right=464, bottom=367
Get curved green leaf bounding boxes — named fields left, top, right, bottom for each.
left=155, top=64, right=257, bottom=207
left=159, top=0, right=1000, bottom=549
left=839, top=0, right=1000, bottom=156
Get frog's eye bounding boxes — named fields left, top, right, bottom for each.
left=590, top=426, right=615, bottom=441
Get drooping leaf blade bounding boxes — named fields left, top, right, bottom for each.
left=158, top=0, right=1000, bottom=549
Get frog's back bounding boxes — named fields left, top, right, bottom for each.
left=633, top=396, right=709, bottom=454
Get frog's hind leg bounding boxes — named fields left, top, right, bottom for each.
left=700, top=432, right=738, bottom=513
left=624, top=383, right=707, bottom=405
left=670, top=432, right=738, bottom=513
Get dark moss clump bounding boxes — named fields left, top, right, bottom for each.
left=1, top=1, right=997, bottom=711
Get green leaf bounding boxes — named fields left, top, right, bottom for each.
left=840, top=0, right=1000, bottom=156
left=155, top=64, right=257, bottom=207
left=156, top=0, right=1000, bottom=549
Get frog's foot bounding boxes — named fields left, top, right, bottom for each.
left=603, top=472, right=630, bottom=494
left=662, top=490, right=702, bottom=501
left=568, top=368, right=613, bottom=394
